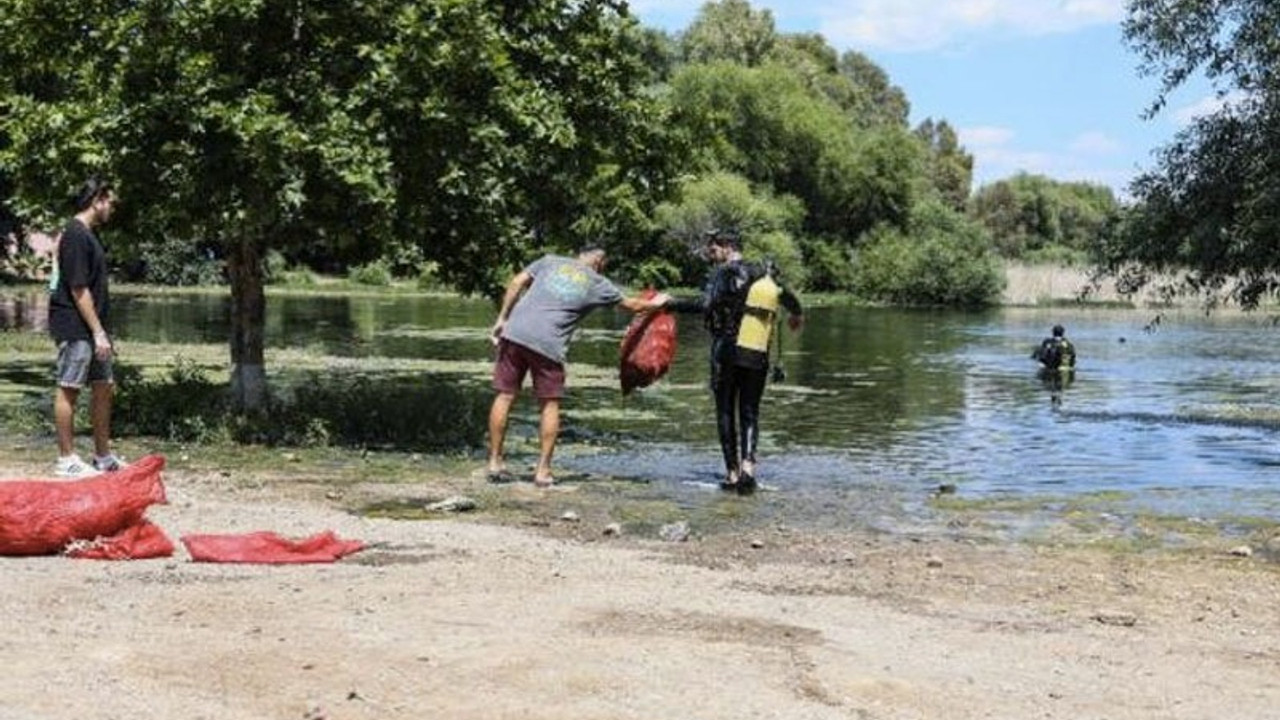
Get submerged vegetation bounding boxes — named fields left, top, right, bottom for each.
left=2, top=332, right=493, bottom=452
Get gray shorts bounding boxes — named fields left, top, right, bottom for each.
left=55, top=340, right=113, bottom=388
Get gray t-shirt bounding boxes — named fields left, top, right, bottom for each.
left=502, top=255, right=624, bottom=364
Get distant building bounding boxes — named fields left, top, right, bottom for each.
left=3, top=230, right=56, bottom=279
left=25, top=231, right=57, bottom=258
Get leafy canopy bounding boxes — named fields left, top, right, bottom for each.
left=0, top=0, right=674, bottom=296
left=1115, top=0, right=1280, bottom=307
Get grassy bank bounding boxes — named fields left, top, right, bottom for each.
left=1000, top=262, right=1155, bottom=307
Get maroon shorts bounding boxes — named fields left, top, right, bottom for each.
left=492, top=339, right=566, bottom=400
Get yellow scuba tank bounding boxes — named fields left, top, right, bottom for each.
left=736, top=273, right=780, bottom=353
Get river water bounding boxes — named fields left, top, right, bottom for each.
left=5, top=290, right=1280, bottom=530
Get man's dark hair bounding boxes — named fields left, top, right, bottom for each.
left=1052, top=324, right=1065, bottom=337
left=72, top=176, right=112, bottom=212
left=705, top=227, right=742, bottom=250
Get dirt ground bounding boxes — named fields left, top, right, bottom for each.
left=1, top=458, right=1278, bottom=720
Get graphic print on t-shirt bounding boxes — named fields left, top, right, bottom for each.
left=545, top=263, right=593, bottom=304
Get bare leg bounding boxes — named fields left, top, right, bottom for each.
left=90, top=381, right=114, bottom=457
left=534, top=398, right=560, bottom=485
left=54, top=386, right=80, bottom=457
left=487, top=392, right=516, bottom=472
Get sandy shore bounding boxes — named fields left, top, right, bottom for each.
left=0, top=456, right=1276, bottom=720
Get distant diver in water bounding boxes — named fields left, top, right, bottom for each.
left=1032, top=324, right=1076, bottom=407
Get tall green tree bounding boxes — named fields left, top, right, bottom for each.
left=915, top=118, right=973, bottom=211
left=652, top=170, right=806, bottom=286
left=970, top=173, right=1119, bottom=262
left=1115, top=0, right=1280, bottom=306
left=680, top=0, right=776, bottom=67
left=0, top=0, right=671, bottom=409
left=837, top=51, right=910, bottom=128
left=855, top=197, right=1004, bottom=306
left=666, top=61, right=920, bottom=245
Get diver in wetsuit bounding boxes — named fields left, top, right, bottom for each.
left=668, top=229, right=804, bottom=494
left=1032, top=323, right=1077, bottom=407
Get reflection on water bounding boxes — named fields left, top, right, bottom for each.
left=0, top=294, right=48, bottom=332
left=5, top=289, right=1280, bottom=523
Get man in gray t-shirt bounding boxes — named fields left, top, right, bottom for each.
left=487, top=246, right=669, bottom=487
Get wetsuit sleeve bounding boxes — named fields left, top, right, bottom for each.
left=666, top=271, right=717, bottom=314
left=780, top=285, right=802, bottom=316
left=665, top=295, right=705, bottom=314
left=1031, top=338, right=1050, bottom=361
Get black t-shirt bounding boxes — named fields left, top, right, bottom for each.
left=48, top=219, right=109, bottom=342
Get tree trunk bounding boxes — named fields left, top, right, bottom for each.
left=228, top=235, right=267, bottom=412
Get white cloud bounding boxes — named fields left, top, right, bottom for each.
left=627, top=1, right=1125, bottom=51
left=957, top=125, right=1048, bottom=176
left=961, top=125, right=1130, bottom=194
left=815, top=0, right=1125, bottom=52
left=975, top=146, right=1056, bottom=178
left=959, top=125, right=1015, bottom=147
left=1172, top=90, right=1250, bottom=126
left=1069, top=131, right=1122, bottom=155
left=626, top=0, right=703, bottom=13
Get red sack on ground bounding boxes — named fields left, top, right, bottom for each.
left=619, top=288, right=677, bottom=395
left=0, top=454, right=168, bottom=556
left=66, top=520, right=175, bottom=560
left=181, top=530, right=365, bottom=564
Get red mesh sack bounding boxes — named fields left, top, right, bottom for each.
left=66, top=520, right=175, bottom=560
left=619, top=288, right=677, bottom=395
left=0, top=454, right=168, bottom=556
left=181, top=530, right=365, bottom=564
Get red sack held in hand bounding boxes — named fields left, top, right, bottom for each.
left=0, top=454, right=168, bottom=556
left=181, top=530, right=365, bottom=564
left=619, top=288, right=677, bottom=395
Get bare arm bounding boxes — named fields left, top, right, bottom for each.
left=490, top=270, right=532, bottom=344
left=618, top=292, right=671, bottom=314
left=71, top=286, right=112, bottom=360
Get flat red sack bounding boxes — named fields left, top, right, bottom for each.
left=619, top=288, right=677, bottom=395
left=181, top=530, right=365, bottom=564
left=0, top=454, right=168, bottom=556
left=67, top=520, right=175, bottom=560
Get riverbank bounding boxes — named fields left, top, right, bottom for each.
left=0, top=443, right=1277, bottom=720
left=1001, top=262, right=1147, bottom=306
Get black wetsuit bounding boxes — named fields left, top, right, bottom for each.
left=1032, top=336, right=1077, bottom=406
left=670, top=260, right=802, bottom=477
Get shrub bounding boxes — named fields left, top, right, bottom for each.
left=854, top=199, right=1004, bottom=306
left=347, top=259, right=393, bottom=287
left=799, top=237, right=856, bottom=292
left=415, top=261, right=445, bottom=291
left=112, top=359, right=488, bottom=450
left=271, top=373, right=489, bottom=450
left=1023, top=243, right=1090, bottom=267
left=264, top=249, right=290, bottom=283
left=278, top=267, right=319, bottom=286
left=128, top=235, right=224, bottom=286
left=113, top=358, right=229, bottom=442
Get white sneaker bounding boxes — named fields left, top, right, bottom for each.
left=92, top=453, right=128, bottom=472
left=54, top=455, right=101, bottom=478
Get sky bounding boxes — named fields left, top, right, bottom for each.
left=630, top=0, right=1224, bottom=199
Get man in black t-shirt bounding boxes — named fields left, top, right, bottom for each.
left=47, top=177, right=125, bottom=477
